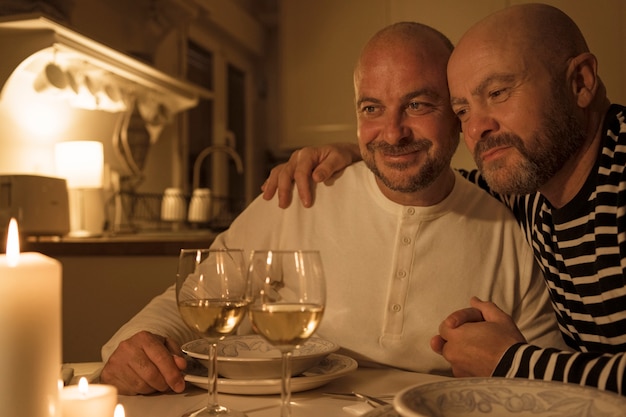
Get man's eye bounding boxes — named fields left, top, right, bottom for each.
left=453, top=107, right=468, bottom=121
left=360, top=105, right=376, bottom=113
left=490, top=88, right=509, bottom=100
left=408, top=102, right=433, bottom=111
left=407, top=102, right=435, bottom=114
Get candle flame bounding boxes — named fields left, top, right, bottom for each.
left=6, top=218, right=20, bottom=267
left=114, top=404, right=125, bottom=417
left=78, top=377, right=89, bottom=394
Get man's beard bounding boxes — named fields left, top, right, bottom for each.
left=474, top=97, right=586, bottom=195
left=363, top=138, right=455, bottom=193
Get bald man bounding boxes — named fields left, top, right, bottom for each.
left=433, top=3, right=626, bottom=394
left=262, top=3, right=626, bottom=396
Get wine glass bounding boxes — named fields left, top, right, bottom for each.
left=176, top=248, right=249, bottom=417
left=246, top=250, right=326, bottom=417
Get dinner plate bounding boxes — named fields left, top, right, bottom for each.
left=184, top=353, right=357, bottom=395
left=392, top=377, right=626, bottom=417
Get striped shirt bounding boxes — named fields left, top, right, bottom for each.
left=462, top=104, right=626, bottom=395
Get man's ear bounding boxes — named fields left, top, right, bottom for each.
left=567, top=52, right=599, bottom=108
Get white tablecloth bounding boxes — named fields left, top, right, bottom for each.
left=67, top=363, right=451, bottom=417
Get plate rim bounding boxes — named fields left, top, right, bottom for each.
left=182, top=335, right=339, bottom=362
left=394, top=377, right=626, bottom=417
left=184, top=353, right=357, bottom=395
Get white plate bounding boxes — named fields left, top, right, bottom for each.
left=393, top=377, right=626, bottom=417
left=183, top=335, right=339, bottom=379
left=184, top=353, right=357, bottom=395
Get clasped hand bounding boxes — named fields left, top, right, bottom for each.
left=430, top=296, right=527, bottom=377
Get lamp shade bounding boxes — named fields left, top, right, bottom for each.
left=55, top=141, right=103, bottom=188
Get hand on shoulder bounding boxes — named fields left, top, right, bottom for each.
left=262, top=142, right=361, bottom=208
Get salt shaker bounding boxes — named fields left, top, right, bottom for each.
left=188, top=188, right=212, bottom=224
left=161, top=188, right=187, bottom=223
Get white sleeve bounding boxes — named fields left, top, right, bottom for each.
left=100, top=284, right=197, bottom=362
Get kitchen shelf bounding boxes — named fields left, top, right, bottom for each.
left=0, top=14, right=213, bottom=114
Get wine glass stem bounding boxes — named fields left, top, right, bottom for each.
left=207, top=341, right=220, bottom=412
left=280, top=351, right=293, bottom=417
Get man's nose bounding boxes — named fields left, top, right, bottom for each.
left=463, top=108, right=500, bottom=145
left=382, top=114, right=410, bottom=144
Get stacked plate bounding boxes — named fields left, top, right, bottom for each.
left=182, top=335, right=357, bottom=395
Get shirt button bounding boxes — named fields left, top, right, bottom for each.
left=401, top=236, right=411, bottom=245
left=391, top=304, right=402, bottom=312
left=397, top=269, right=407, bottom=278
left=407, top=207, right=415, bottom=215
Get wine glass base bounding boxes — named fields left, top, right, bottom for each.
left=183, top=405, right=247, bottom=417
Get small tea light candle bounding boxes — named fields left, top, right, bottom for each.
left=114, top=404, right=125, bottom=417
left=61, top=377, right=118, bottom=417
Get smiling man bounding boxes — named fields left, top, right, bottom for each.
left=353, top=23, right=459, bottom=206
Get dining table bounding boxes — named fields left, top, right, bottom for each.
left=66, top=362, right=452, bottom=417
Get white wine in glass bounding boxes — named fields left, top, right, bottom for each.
left=247, top=250, right=326, bottom=417
left=177, top=248, right=248, bottom=417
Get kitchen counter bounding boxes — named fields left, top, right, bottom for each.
left=17, top=224, right=232, bottom=362
left=23, top=230, right=219, bottom=256
left=16, top=229, right=222, bottom=362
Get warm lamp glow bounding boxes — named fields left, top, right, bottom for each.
left=3, top=67, right=73, bottom=137
left=55, top=141, right=105, bottom=237
left=6, top=218, right=19, bottom=267
left=55, top=141, right=104, bottom=188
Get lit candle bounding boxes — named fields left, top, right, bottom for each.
left=0, top=218, right=62, bottom=416
left=114, top=404, right=125, bottom=417
left=61, top=377, right=118, bottom=417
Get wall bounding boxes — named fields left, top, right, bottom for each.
left=61, top=255, right=177, bottom=362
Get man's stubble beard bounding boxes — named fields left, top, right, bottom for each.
left=363, top=138, right=456, bottom=193
left=475, top=87, right=586, bottom=195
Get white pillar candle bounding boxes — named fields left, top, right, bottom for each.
left=61, top=377, right=118, bottom=417
left=0, top=219, right=62, bottom=417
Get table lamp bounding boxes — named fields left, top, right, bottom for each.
left=55, top=141, right=104, bottom=237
